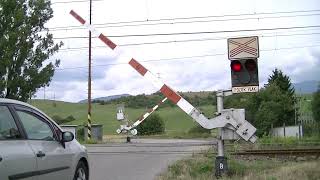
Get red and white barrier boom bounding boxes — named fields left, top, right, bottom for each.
left=69, top=10, right=257, bottom=143
left=116, top=97, right=167, bottom=135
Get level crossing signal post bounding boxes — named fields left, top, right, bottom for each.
left=230, top=59, right=259, bottom=93
left=213, top=36, right=261, bottom=177
left=228, top=36, right=259, bottom=93
left=69, top=11, right=259, bottom=179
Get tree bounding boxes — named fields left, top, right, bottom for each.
left=266, top=68, right=295, bottom=100
left=311, top=84, right=320, bottom=122
left=246, top=83, right=295, bottom=136
left=0, top=0, right=62, bottom=102
left=265, top=68, right=296, bottom=123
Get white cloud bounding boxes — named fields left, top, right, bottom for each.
left=36, top=0, right=320, bottom=102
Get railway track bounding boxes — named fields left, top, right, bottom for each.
left=233, top=148, right=320, bottom=156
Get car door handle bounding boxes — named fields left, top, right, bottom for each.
left=36, top=151, right=46, bottom=158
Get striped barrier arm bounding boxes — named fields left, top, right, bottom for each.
left=69, top=10, right=219, bottom=129
left=131, top=97, right=167, bottom=128
left=116, top=97, right=167, bottom=134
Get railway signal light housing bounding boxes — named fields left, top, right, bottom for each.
left=230, top=59, right=259, bottom=93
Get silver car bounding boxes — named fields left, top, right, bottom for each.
left=0, top=98, right=89, bottom=180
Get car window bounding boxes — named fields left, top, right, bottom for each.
left=17, top=111, right=54, bottom=141
left=0, top=106, right=21, bottom=140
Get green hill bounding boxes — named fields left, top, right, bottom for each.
left=27, top=90, right=314, bottom=137
left=29, top=99, right=216, bottom=135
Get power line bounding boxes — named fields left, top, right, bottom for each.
left=55, top=44, right=320, bottom=71
left=58, top=31, right=320, bottom=51
left=50, top=13, right=320, bottom=31
left=48, top=9, right=320, bottom=30
left=53, top=25, right=320, bottom=39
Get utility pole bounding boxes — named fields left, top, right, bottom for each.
left=87, top=0, right=92, bottom=140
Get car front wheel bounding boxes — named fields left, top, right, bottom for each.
left=73, top=161, right=88, bottom=180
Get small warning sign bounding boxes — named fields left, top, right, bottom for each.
left=232, top=86, right=259, bottom=93
left=228, top=36, right=259, bottom=60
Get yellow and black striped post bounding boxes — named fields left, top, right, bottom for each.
left=87, top=112, right=92, bottom=140
left=87, top=0, right=92, bottom=141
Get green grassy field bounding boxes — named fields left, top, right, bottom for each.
left=157, top=149, right=320, bottom=180
left=29, top=99, right=216, bottom=135
left=28, top=92, right=313, bottom=136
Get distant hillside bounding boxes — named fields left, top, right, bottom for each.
left=293, top=81, right=319, bottom=94
left=100, top=91, right=216, bottom=108
left=78, top=94, right=131, bottom=103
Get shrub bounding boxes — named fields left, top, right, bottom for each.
left=136, top=114, right=165, bottom=135
left=51, top=115, right=76, bottom=125
left=52, top=115, right=64, bottom=124
left=303, top=122, right=320, bottom=137
left=77, top=126, right=84, bottom=141
left=64, top=115, right=76, bottom=122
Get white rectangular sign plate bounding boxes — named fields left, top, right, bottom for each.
left=228, top=36, right=259, bottom=60
left=232, top=86, right=259, bottom=93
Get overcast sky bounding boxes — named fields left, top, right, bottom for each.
left=37, top=0, right=320, bottom=102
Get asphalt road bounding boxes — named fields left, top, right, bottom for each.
left=86, top=138, right=216, bottom=180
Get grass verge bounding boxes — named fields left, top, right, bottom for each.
left=156, top=149, right=320, bottom=180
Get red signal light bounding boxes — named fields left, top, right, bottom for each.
left=231, top=60, right=242, bottom=72
left=245, top=59, right=257, bottom=71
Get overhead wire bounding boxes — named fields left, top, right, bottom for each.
left=52, top=25, right=320, bottom=39
left=51, top=13, right=320, bottom=31
left=55, top=44, right=320, bottom=71
left=57, top=31, right=320, bottom=51
left=48, top=9, right=320, bottom=30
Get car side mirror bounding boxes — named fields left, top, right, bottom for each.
left=62, top=131, right=74, bottom=143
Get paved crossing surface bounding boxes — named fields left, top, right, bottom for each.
left=87, top=139, right=216, bottom=180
